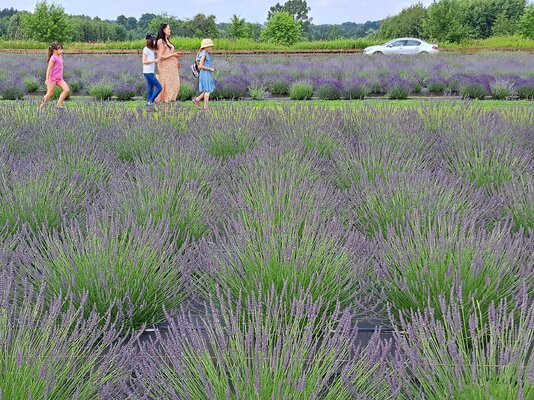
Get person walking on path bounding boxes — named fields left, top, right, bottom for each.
left=155, top=23, right=184, bottom=112
left=38, top=42, right=70, bottom=111
left=142, top=33, right=162, bottom=111
left=192, top=39, right=216, bottom=111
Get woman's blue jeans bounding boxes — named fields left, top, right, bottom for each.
left=144, top=73, right=162, bottom=104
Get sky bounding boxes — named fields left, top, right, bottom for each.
left=2, top=0, right=435, bottom=24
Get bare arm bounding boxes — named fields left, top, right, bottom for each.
left=45, top=59, right=54, bottom=82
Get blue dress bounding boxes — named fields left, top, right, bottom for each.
left=197, top=51, right=216, bottom=92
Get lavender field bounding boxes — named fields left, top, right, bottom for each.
left=0, top=101, right=533, bottom=399
left=1, top=52, right=534, bottom=100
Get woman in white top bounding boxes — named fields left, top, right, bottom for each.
left=142, top=33, right=161, bottom=109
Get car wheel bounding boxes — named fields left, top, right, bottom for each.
left=373, top=51, right=383, bottom=56
left=419, top=51, right=428, bottom=55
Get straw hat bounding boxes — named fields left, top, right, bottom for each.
left=200, top=38, right=214, bottom=49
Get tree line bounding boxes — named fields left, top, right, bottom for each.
left=376, top=0, right=534, bottom=42
left=0, top=0, right=378, bottom=45
left=0, top=0, right=532, bottom=46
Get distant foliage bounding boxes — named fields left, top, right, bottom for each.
left=261, top=11, right=302, bottom=46
left=518, top=3, right=534, bottom=38
left=378, top=3, right=428, bottom=39
left=23, top=1, right=73, bottom=43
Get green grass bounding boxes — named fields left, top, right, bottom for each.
left=1, top=36, right=532, bottom=51
left=0, top=38, right=380, bottom=51
left=15, top=97, right=533, bottom=112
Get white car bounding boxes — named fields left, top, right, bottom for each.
left=364, top=38, right=439, bottom=55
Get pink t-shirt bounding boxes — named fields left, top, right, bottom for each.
left=49, top=54, right=64, bottom=82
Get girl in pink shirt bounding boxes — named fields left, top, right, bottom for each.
left=39, top=42, right=70, bottom=111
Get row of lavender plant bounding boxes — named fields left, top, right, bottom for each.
left=0, top=102, right=532, bottom=397
left=1, top=52, right=533, bottom=100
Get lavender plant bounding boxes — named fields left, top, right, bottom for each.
left=502, top=179, right=534, bottom=232
left=393, top=295, right=534, bottom=399
left=289, top=80, right=314, bottom=100
left=133, top=289, right=393, bottom=399
left=0, top=156, right=88, bottom=233
left=443, top=130, right=532, bottom=195
left=111, top=162, right=214, bottom=248
left=348, top=171, right=487, bottom=239
left=0, top=268, right=133, bottom=399
left=334, top=141, right=430, bottom=190
left=20, top=211, right=188, bottom=330
left=378, top=216, right=533, bottom=323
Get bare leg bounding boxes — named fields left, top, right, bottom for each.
left=39, top=82, right=57, bottom=110
left=196, top=92, right=205, bottom=101
left=203, top=93, right=210, bottom=109
left=56, top=80, right=70, bottom=108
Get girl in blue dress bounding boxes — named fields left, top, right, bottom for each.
left=192, top=39, right=216, bottom=110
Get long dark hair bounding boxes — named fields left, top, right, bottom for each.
left=156, top=23, right=173, bottom=49
left=47, top=42, right=62, bottom=63
left=146, top=38, right=157, bottom=51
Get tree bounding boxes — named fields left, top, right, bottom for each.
left=518, top=3, right=534, bottom=38
left=491, top=11, right=517, bottom=35
left=422, top=0, right=472, bottom=42
left=378, top=3, right=428, bottom=39
left=23, top=1, right=73, bottom=43
left=148, top=14, right=184, bottom=37
left=463, top=0, right=525, bottom=39
left=228, top=14, right=253, bottom=39
left=182, top=14, right=219, bottom=38
left=261, top=11, right=302, bottom=45
left=116, top=15, right=138, bottom=31
left=0, top=7, right=17, bottom=18
left=138, top=13, right=157, bottom=32
left=268, top=0, right=312, bottom=33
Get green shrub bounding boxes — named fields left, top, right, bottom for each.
left=0, top=81, right=27, bottom=100
left=490, top=80, right=515, bottom=99
left=289, top=81, right=313, bottom=100
left=23, top=78, right=39, bottom=92
left=52, top=85, right=71, bottom=100
left=460, top=84, right=488, bottom=100
left=88, top=83, right=113, bottom=100
left=137, top=289, right=392, bottom=399
left=387, top=85, right=409, bottom=100
left=0, top=270, right=132, bottom=400
left=317, top=84, right=341, bottom=100
left=381, top=218, right=530, bottom=324
left=427, top=80, right=447, bottom=93
left=179, top=82, right=195, bottom=101
left=395, top=298, right=534, bottom=400
left=269, top=80, right=290, bottom=96
left=69, top=79, right=82, bottom=92
left=205, top=127, right=255, bottom=159
left=114, top=83, right=136, bottom=101
left=23, top=213, right=187, bottom=331
left=344, top=84, right=370, bottom=100
left=248, top=82, right=268, bottom=100
left=517, top=83, right=534, bottom=99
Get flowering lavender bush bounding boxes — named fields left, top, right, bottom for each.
left=0, top=77, right=27, bottom=100
left=290, top=80, right=314, bottom=100
left=0, top=101, right=530, bottom=398
left=379, top=217, right=533, bottom=324
left=0, top=268, right=133, bottom=398
left=133, top=289, right=393, bottom=399
left=393, top=295, right=534, bottom=399
left=348, top=171, right=487, bottom=239
left=0, top=53, right=533, bottom=100
left=20, top=211, right=188, bottom=330
left=0, top=155, right=89, bottom=233
left=113, top=81, right=136, bottom=101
